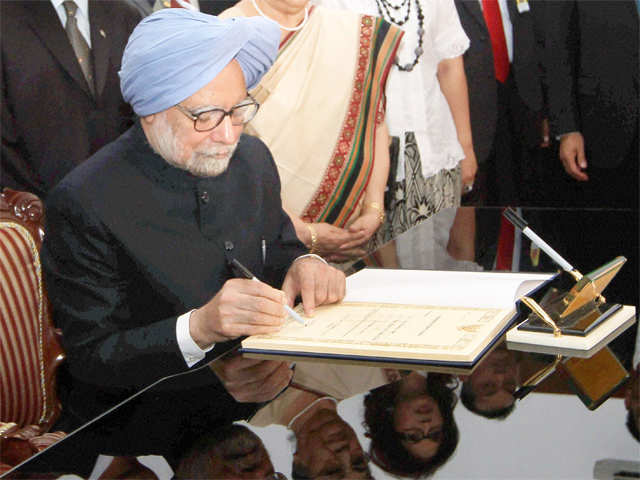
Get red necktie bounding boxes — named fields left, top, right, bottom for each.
left=170, top=0, right=191, bottom=7
left=496, top=210, right=515, bottom=270
left=482, top=0, right=510, bottom=83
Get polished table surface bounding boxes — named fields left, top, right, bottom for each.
left=7, top=206, right=639, bottom=479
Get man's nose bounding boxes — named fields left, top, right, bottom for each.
left=212, top=115, right=236, bottom=144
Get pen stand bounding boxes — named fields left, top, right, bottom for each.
left=516, top=257, right=627, bottom=337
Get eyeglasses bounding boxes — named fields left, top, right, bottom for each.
left=398, top=429, right=443, bottom=444
left=175, top=95, right=260, bottom=132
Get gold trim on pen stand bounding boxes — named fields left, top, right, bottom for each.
left=520, top=296, right=562, bottom=337
left=522, top=354, right=563, bottom=387
left=559, top=256, right=625, bottom=318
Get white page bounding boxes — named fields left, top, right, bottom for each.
left=344, top=269, right=553, bottom=309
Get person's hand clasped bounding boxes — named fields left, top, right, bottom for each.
left=559, top=131, right=588, bottom=181
left=281, top=256, right=346, bottom=317
left=210, top=352, right=293, bottom=403
left=189, top=278, right=287, bottom=348
left=460, top=148, right=478, bottom=195
left=310, top=222, right=367, bottom=256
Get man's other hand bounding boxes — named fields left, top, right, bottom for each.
left=190, top=278, right=287, bottom=348
left=211, top=352, right=292, bottom=403
left=282, top=256, right=346, bottom=317
left=559, top=131, right=589, bottom=181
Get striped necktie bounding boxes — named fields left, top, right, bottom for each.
left=63, top=1, right=95, bottom=96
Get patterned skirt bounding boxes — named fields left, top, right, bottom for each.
left=374, top=131, right=462, bottom=246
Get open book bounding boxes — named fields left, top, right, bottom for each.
left=241, top=269, right=552, bottom=367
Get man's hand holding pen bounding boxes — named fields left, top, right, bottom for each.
left=189, top=256, right=345, bottom=349
left=189, top=278, right=288, bottom=348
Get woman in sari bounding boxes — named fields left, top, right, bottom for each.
left=220, top=1, right=402, bottom=261
left=317, top=0, right=477, bottom=246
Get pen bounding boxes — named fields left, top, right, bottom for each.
left=503, top=208, right=576, bottom=274
left=230, top=258, right=306, bottom=326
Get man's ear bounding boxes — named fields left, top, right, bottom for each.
left=142, top=114, right=155, bottom=124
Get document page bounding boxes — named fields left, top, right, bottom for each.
left=344, top=269, right=552, bottom=308
left=242, top=302, right=513, bottom=362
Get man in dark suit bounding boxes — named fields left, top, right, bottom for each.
left=542, top=0, right=639, bottom=209
left=455, top=0, right=544, bottom=205
left=1, top=0, right=141, bottom=198
left=40, top=9, right=344, bottom=466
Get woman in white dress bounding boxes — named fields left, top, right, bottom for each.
left=315, top=0, right=477, bottom=244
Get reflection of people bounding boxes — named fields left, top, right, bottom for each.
left=1, top=0, right=141, bottom=197
left=363, top=372, right=459, bottom=477
left=290, top=397, right=372, bottom=479
left=220, top=1, right=402, bottom=262
left=460, top=344, right=520, bottom=419
left=41, top=9, right=345, bottom=427
left=250, top=362, right=387, bottom=478
left=175, top=423, right=281, bottom=479
left=625, top=366, right=639, bottom=442
left=317, top=0, right=476, bottom=242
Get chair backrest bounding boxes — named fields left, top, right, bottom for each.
left=0, top=189, right=64, bottom=431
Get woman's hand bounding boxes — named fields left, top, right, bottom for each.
left=460, top=147, right=478, bottom=194
left=341, top=211, right=381, bottom=249
left=312, top=222, right=367, bottom=255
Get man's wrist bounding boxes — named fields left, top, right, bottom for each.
left=176, top=309, right=214, bottom=367
left=293, top=253, right=328, bottom=265
left=556, top=130, right=580, bottom=141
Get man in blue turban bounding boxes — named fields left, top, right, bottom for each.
left=40, top=8, right=345, bottom=464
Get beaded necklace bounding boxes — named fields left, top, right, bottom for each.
left=374, top=0, right=425, bottom=72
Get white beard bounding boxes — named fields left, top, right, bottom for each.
left=145, top=112, right=238, bottom=177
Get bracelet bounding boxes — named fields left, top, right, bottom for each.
left=367, top=202, right=385, bottom=224
left=306, top=224, right=318, bottom=254
left=293, top=253, right=328, bottom=266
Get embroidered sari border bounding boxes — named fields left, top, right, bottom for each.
left=302, top=16, right=403, bottom=226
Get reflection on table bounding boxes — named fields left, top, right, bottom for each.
left=5, top=207, right=638, bottom=479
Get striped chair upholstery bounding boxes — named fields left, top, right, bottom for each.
left=0, top=189, right=65, bottom=466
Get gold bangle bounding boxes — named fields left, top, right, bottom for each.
left=306, top=224, right=318, bottom=254
left=367, top=202, right=385, bottom=224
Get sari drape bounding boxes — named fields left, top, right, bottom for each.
left=246, top=6, right=402, bottom=227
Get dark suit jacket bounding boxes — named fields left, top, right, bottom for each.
left=1, top=0, right=141, bottom=197
left=542, top=0, right=639, bottom=168
left=454, top=0, right=544, bottom=163
left=41, top=124, right=307, bottom=420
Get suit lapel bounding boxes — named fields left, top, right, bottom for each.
left=89, top=0, right=111, bottom=100
left=461, top=0, right=488, bottom=32
left=27, top=1, right=93, bottom=99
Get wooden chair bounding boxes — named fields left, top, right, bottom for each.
left=0, top=188, right=66, bottom=468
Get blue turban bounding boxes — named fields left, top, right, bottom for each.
left=119, top=9, right=280, bottom=116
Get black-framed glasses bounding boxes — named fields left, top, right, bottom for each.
left=175, top=94, right=260, bottom=132
left=398, top=429, right=443, bottom=444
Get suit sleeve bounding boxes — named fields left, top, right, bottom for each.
left=1, top=50, right=30, bottom=193
left=41, top=185, right=194, bottom=392
left=541, top=0, right=579, bottom=135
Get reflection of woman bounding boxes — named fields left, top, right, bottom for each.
left=316, top=0, right=477, bottom=244
left=220, top=1, right=402, bottom=261
left=364, top=372, right=459, bottom=477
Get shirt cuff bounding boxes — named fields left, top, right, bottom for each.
left=176, top=309, right=214, bottom=367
